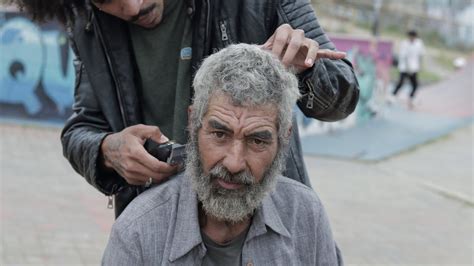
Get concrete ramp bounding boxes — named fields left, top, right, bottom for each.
left=301, top=60, right=473, bottom=161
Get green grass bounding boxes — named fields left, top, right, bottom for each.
left=433, top=52, right=456, bottom=72
left=418, top=70, right=442, bottom=85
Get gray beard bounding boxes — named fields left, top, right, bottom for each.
left=185, top=138, right=286, bottom=223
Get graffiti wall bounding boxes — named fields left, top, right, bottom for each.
left=297, top=36, right=393, bottom=136
left=0, top=13, right=392, bottom=130
left=0, top=12, right=74, bottom=122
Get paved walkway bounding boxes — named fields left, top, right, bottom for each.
left=416, top=57, right=474, bottom=118
left=308, top=124, right=473, bottom=265
left=1, top=125, right=114, bottom=265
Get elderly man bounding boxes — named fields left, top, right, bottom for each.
left=102, top=44, right=342, bottom=265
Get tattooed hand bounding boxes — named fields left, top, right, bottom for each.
left=100, top=124, right=178, bottom=186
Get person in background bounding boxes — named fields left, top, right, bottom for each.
left=12, top=0, right=359, bottom=217
left=102, top=44, right=343, bottom=265
left=392, top=29, right=425, bottom=108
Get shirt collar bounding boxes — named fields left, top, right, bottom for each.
left=169, top=175, right=291, bottom=261
left=169, top=175, right=204, bottom=262
left=246, top=189, right=291, bottom=241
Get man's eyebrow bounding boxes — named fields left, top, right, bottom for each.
left=247, top=130, right=273, bottom=140
left=208, top=119, right=231, bottom=132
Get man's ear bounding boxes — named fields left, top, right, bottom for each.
left=188, top=105, right=193, bottom=116
left=187, top=105, right=193, bottom=126
left=285, top=126, right=292, bottom=139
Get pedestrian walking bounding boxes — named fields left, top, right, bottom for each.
left=392, top=30, right=425, bottom=108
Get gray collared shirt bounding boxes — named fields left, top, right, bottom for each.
left=102, top=173, right=343, bottom=265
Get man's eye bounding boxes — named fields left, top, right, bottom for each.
left=212, top=131, right=226, bottom=138
left=250, top=138, right=268, bottom=146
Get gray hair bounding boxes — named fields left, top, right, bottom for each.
left=186, top=45, right=300, bottom=221
left=191, top=43, right=300, bottom=147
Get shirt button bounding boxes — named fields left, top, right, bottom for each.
left=187, top=7, right=193, bottom=15
left=246, top=262, right=254, bottom=266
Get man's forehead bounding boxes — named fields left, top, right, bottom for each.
left=205, top=93, right=278, bottom=124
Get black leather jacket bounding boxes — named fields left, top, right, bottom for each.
left=61, top=0, right=359, bottom=217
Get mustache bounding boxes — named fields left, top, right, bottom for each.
left=129, top=3, right=157, bottom=22
left=209, top=164, right=255, bottom=186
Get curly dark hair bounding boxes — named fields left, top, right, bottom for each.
left=9, top=0, right=99, bottom=23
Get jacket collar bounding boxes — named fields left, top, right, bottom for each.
left=91, top=7, right=143, bottom=127
left=168, top=175, right=291, bottom=262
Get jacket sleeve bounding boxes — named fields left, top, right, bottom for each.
left=278, top=0, right=359, bottom=121
left=60, top=51, right=126, bottom=196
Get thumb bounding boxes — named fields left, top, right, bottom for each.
left=131, top=124, right=170, bottom=144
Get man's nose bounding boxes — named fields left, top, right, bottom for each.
left=222, top=141, right=247, bottom=174
left=121, top=0, right=143, bottom=17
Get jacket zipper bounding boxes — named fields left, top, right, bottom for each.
left=91, top=10, right=129, bottom=210
left=92, top=10, right=129, bottom=127
left=306, top=91, right=314, bottom=109
left=305, top=79, right=328, bottom=110
left=220, top=21, right=229, bottom=42
left=107, top=196, right=114, bottom=209
left=106, top=183, right=123, bottom=209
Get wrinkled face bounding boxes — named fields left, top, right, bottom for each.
left=186, top=94, right=285, bottom=222
left=199, top=94, right=279, bottom=184
left=92, top=0, right=164, bottom=28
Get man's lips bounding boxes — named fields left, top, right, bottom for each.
left=216, top=179, right=244, bottom=190
left=130, top=3, right=157, bottom=22
left=136, top=10, right=158, bottom=27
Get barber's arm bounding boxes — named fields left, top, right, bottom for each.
left=61, top=56, right=126, bottom=195
left=264, top=0, right=359, bottom=121
left=61, top=50, right=176, bottom=194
